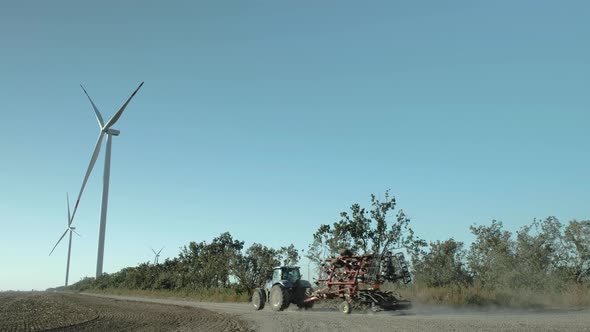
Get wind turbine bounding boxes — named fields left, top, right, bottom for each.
left=151, top=247, right=164, bottom=265
left=69, top=82, right=144, bottom=278
left=49, top=193, right=80, bottom=287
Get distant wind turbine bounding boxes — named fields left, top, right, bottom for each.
left=69, top=82, right=144, bottom=278
left=49, top=193, right=80, bottom=287
left=151, top=247, right=164, bottom=265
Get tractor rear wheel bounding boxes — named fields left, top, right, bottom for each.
left=252, top=288, right=266, bottom=310
left=296, top=287, right=314, bottom=310
left=270, top=284, right=290, bottom=311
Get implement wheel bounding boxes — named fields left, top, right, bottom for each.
left=339, top=301, right=351, bottom=314
left=370, top=302, right=380, bottom=312
left=252, top=288, right=266, bottom=310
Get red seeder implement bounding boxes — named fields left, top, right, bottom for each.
left=306, top=250, right=412, bottom=314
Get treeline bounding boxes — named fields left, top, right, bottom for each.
left=413, top=217, right=590, bottom=288
left=409, top=218, right=590, bottom=306
left=67, top=191, right=590, bottom=306
left=307, top=191, right=589, bottom=305
left=68, top=233, right=301, bottom=297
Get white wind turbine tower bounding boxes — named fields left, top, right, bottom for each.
left=69, top=82, right=144, bottom=278
left=151, top=247, right=164, bottom=265
left=49, top=193, right=80, bottom=287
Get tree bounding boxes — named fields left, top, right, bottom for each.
left=277, top=244, right=300, bottom=266
left=413, top=238, right=471, bottom=287
left=312, top=191, right=425, bottom=257
left=206, top=232, right=244, bottom=288
left=232, top=243, right=279, bottom=295
left=178, top=240, right=207, bottom=289
left=513, top=217, right=565, bottom=290
left=178, top=232, right=244, bottom=289
left=563, top=220, right=590, bottom=283
left=305, top=239, right=325, bottom=281
left=467, top=220, right=515, bottom=289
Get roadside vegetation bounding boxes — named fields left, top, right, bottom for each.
left=407, top=217, right=590, bottom=307
left=64, top=232, right=297, bottom=302
left=64, top=191, right=590, bottom=308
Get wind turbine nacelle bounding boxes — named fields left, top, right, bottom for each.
left=105, top=128, right=120, bottom=136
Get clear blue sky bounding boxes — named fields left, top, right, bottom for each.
left=1, top=1, right=588, bottom=291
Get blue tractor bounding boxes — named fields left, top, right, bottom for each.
left=251, top=266, right=314, bottom=311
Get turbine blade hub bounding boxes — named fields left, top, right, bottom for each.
left=105, top=128, right=120, bottom=136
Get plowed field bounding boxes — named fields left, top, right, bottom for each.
left=0, top=292, right=249, bottom=331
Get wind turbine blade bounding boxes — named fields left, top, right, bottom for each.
left=157, top=247, right=164, bottom=255
left=66, top=193, right=71, bottom=226
left=151, top=248, right=157, bottom=255
left=80, top=85, right=105, bottom=128
left=72, top=229, right=82, bottom=237
left=69, top=131, right=105, bottom=225
left=49, top=229, right=69, bottom=256
left=104, top=82, right=144, bottom=130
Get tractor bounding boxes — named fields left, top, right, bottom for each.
left=251, top=266, right=314, bottom=311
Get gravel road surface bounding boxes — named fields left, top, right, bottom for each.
left=85, top=292, right=590, bottom=332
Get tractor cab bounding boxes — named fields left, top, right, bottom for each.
left=272, top=266, right=301, bottom=285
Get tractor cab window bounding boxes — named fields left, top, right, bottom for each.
left=284, top=268, right=301, bottom=283
left=273, top=267, right=301, bottom=283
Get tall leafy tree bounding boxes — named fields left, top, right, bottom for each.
left=412, top=238, right=471, bottom=287
left=564, top=220, right=590, bottom=282
left=277, top=244, right=300, bottom=266
left=513, top=217, right=565, bottom=290
left=207, top=232, right=244, bottom=287
left=305, top=239, right=325, bottom=281
left=232, top=243, right=279, bottom=295
left=467, top=220, right=515, bottom=288
left=178, top=240, right=207, bottom=288
left=311, top=191, right=425, bottom=257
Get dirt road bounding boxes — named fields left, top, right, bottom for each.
left=85, top=293, right=590, bottom=332
left=1, top=292, right=589, bottom=331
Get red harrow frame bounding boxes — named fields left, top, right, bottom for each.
left=306, top=250, right=412, bottom=314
